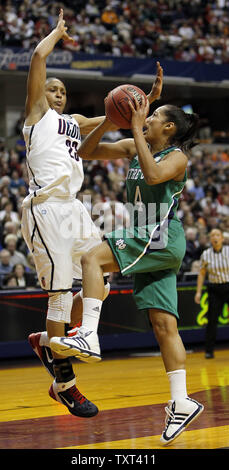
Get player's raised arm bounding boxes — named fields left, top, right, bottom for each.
left=78, top=117, right=136, bottom=161
left=25, top=9, right=73, bottom=122
left=147, top=61, right=163, bottom=104
left=73, top=115, right=106, bottom=135
left=73, top=114, right=121, bottom=135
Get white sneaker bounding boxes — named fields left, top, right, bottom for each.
left=160, top=397, right=204, bottom=445
left=50, top=328, right=101, bottom=363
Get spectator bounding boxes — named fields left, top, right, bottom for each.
left=115, top=15, right=132, bottom=41
left=198, top=40, right=215, bottom=62
left=216, top=194, right=229, bottom=217
left=121, top=38, right=136, bottom=56
left=195, top=233, right=209, bottom=259
left=199, top=196, right=218, bottom=218
left=97, top=32, right=113, bottom=54
left=2, top=220, right=19, bottom=237
left=111, top=34, right=122, bottom=56
left=182, top=227, right=199, bottom=272
left=9, top=170, right=26, bottom=194
left=2, top=272, right=18, bottom=288
left=0, top=200, right=20, bottom=224
left=90, top=17, right=107, bottom=37
left=4, top=234, right=27, bottom=267
left=12, top=263, right=27, bottom=287
left=178, top=21, right=195, bottom=40
left=203, top=176, right=218, bottom=200
left=12, top=262, right=37, bottom=287
left=0, top=249, right=13, bottom=285
left=188, top=177, right=205, bottom=201
left=101, top=6, right=119, bottom=29
left=34, top=16, right=50, bottom=38
left=85, top=0, right=100, bottom=20
left=190, top=260, right=201, bottom=274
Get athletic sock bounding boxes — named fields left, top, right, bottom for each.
left=39, top=331, right=50, bottom=347
left=80, top=297, right=102, bottom=334
left=167, top=369, right=188, bottom=401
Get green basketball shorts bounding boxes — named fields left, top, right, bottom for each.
left=105, top=219, right=186, bottom=318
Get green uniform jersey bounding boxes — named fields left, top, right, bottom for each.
left=126, top=146, right=186, bottom=227
left=105, top=146, right=187, bottom=318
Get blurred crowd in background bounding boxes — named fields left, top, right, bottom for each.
left=1, top=0, right=229, bottom=63
left=0, top=111, right=228, bottom=289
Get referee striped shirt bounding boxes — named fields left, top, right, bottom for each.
left=200, top=245, right=229, bottom=284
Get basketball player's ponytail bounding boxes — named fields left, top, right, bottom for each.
left=164, top=105, right=199, bottom=153
left=180, top=112, right=199, bottom=152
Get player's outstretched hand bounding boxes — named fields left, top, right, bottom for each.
left=148, top=61, right=163, bottom=103
left=56, top=9, right=75, bottom=43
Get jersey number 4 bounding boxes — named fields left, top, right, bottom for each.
left=66, top=139, right=79, bottom=161
left=134, top=185, right=144, bottom=211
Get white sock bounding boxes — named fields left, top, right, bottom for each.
left=40, top=331, right=50, bottom=347
left=167, top=369, right=188, bottom=401
left=54, top=377, right=75, bottom=392
left=80, top=297, right=102, bottom=334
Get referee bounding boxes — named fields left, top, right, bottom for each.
left=194, top=228, right=229, bottom=358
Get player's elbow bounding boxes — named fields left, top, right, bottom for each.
left=78, top=146, right=92, bottom=160
left=77, top=146, right=84, bottom=157
left=144, top=173, right=160, bottom=185
left=32, top=47, right=47, bottom=61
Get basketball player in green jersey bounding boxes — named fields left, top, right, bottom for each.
left=51, top=95, right=204, bottom=444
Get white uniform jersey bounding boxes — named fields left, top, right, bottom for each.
left=22, top=108, right=83, bottom=206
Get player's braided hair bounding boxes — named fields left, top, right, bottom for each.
left=164, top=105, right=199, bottom=153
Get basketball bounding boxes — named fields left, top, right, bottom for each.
left=105, top=84, right=148, bottom=129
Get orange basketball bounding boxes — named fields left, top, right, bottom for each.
left=105, top=84, right=148, bottom=129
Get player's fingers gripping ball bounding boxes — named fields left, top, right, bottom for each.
left=105, top=84, right=148, bottom=129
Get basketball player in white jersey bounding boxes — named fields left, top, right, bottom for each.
left=21, top=9, right=112, bottom=417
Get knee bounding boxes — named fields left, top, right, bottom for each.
left=150, top=314, right=178, bottom=342
left=81, top=251, right=95, bottom=268
left=81, top=252, right=90, bottom=268
left=81, top=248, right=100, bottom=268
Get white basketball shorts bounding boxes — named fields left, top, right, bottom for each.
left=21, top=198, right=102, bottom=291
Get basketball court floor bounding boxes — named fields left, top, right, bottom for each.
left=0, top=346, right=229, bottom=453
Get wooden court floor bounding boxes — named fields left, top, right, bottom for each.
left=0, top=346, right=229, bottom=451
